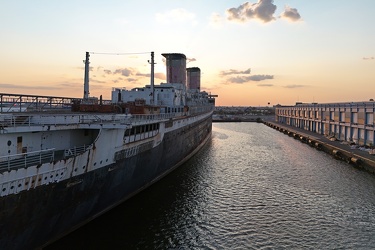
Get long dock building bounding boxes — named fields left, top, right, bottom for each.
left=275, top=101, right=375, bottom=146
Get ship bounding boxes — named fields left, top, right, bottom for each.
left=0, top=52, right=216, bottom=249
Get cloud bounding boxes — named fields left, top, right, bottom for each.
left=156, top=8, right=197, bottom=25
left=257, top=83, right=273, bottom=87
left=228, top=74, right=274, bottom=83
left=220, top=68, right=251, bottom=76
left=136, top=72, right=150, bottom=77
left=113, top=68, right=134, bottom=77
left=187, top=57, right=196, bottom=63
left=154, top=72, right=166, bottom=80
left=0, top=83, right=60, bottom=90
left=125, top=78, right=137, bottom=82
left=363, top=56, right=374, bottom=60
left=226, top=0, right=277, bottom=23
left=209, top=12, right=224, bottom=27
left=90, top=79, right=106, bottom=84
left=136, top=72, right=165, bottom=79
left=280, top=6, right=301, bottom=22
left=284, top=84, right=306, bottom=88
left=249, top=75, right=274, bottom=81
left=98, top=66, right=164, bottom=82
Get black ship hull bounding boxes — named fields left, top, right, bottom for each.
left=0, top=116, right=212, bottom=250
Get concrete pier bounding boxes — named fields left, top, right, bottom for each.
left=264, top=121, right=375, bottom=173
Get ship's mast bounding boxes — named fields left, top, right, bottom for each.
left=83, top=52, right=90, bottom=100
left=149, top=51, right=156, bottom=105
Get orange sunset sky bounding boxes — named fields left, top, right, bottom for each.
left=1, top=0, right=374, bottom=106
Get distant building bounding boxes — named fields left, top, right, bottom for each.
left=275, top=101, right=375, bottom=146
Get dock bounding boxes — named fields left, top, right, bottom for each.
left=264, top=121, right=375, bottom=174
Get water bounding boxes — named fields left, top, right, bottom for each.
left=47, top=123, right=375, bottom=249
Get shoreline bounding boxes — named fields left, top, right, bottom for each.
left=264, top=121, right=375, bottom=174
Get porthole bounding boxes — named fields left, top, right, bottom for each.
left=74, top=168, right=77, bottom=172
left=2, top=188, right=5, bottom=192
left=7, top=140, right=11, bottom=146
left=94, top=162, right=97, bottom=166
left=44, top=177, right=47, bottom=180
left=18, top=184, right=21, bottom=188
left=106, top=159, right=108, bottom=162
left=25, top=182, right=29, bottom=186
left=38, top=178, right=42, bottom=182
left=83, top=166, right=86, bottom=169
left=100, top=160, right=102, bottom=164
left=10, top=186, right=14, bottom=190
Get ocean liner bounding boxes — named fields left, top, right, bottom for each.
left=0, top=52, right=216, bottom=249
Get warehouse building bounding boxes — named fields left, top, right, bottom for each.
left=275, top=101, right=375, bottom=146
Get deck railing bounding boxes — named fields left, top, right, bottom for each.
left=0, top=104, right=214, bottom=129
left=0, top=143, right=94, bottom=172
left=0, top=148, right=55, bottom=172
left=64, top=145, right=88, bottom=158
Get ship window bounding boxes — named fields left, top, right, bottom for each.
left=124, top=129, right=130, bottom=137
left=17, top=136, right=22, bottom=143
left=136, top=126, right=141, bottom=134
left=130, top=127, right=136, bottom=135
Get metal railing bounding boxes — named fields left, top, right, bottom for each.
left=0, top=144, right=93, bottom=172
left=0, top=148, right=55, bottom=172
left=64, top=145, right=89, bottom=158
left=0, top=104, right=214, bottom=129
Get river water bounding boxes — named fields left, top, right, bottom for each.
left=47, top=123, right=375, bottom=249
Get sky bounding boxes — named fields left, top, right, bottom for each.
left=0, top=0, right=374, bottom=106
